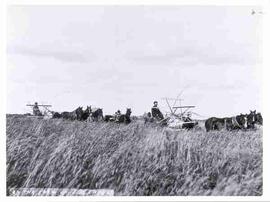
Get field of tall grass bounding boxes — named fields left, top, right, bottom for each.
left=6, top=114, right=262, bottom=196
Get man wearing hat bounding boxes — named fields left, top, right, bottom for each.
left=33, top=102, right=42, bottom=116
left=151, top=101, right=164, bottom=120
left=114, top=110, right=121, bottom=122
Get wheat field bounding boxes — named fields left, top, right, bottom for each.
left=6, top=114, right=262, bottom=196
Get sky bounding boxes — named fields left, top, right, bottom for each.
left=6, top=5, right=262, bottom=117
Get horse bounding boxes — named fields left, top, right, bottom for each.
left=89, top=108, right=103, bottom=121
left=52, top=112, right=62, bottom=118
left=117, top=108, right=132, bottom=124
left=256, top=112, right=263, bottom=125
left=81, top=106, right=91, bottom=121
left=205, top=114, right=247, bottom=132
left=247, top=110, right=263, bottom=129
left=247, top=110, right=256, bottom=129
left=205, top=117, right=224, bottom=132
left=61, top=107, right=83, bottom=121
left=226, top=114, right=247, bottom=130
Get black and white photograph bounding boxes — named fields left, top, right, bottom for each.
left=3, top=1, right=269, bottom=199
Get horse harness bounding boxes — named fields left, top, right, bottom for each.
left=232, top=116, right=242, bottom=129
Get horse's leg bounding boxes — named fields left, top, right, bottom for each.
left=98, top=115, right=103, bottom=121
left=88, top=116, right=92, bottom=122
left=211, top=121, right=215, bottom=131
left=213, top=120, right=218, bottom=130
left=217, top=122, right=222, bottom=130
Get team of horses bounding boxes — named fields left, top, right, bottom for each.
left=51, top=106, right=132, bottom=124
left=50, top=106, right=263, bottom=130
left=205, top=110, right=263, bottom=132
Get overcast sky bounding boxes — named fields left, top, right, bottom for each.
left=7, top=5, right=262, bottom=117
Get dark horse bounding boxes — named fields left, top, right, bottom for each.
left=205, top=117, right=224, bottom=132
left=117, top=108, right=132, bottom=124
left=53, top=107, right=83, bottom=121
left=90, top=108, right=103, bottom=121
left=256, top=112, right=263, bottom=125
left=81, top=106, right=91, bottom=121
left=247, top=110, right=263, bottom=129
left=205, top=114, right=247, bottom=132
left=52, top=112, right=62, bottom=118
left=226, top=114, right=247, bottom=130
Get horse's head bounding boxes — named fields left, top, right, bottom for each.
left=237, top=113, right=248, bottom=129
left=251, top=110, right=256, bottom=114
left=99, top=108, right=103, bottom=116
left=256, top=112, right=263, bottom=125
left=76, top=106, right=84, bottom=119
left=247, top=110, right=256, bottom=125
left=75, top=106, right=82, bottom=112
left=126, top=108, right=132, bottom=116
left=85, top=105, right=92, bottom=114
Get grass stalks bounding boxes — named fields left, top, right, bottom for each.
left=6, top=114, right=262, bottom=196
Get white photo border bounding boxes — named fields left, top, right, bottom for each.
left=1, top=0, right=269, bottom=201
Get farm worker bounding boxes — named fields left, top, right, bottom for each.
left=115, top=110, right=121, bottom=121
left=33, top=102, right=42, bottom=116
left=151, top=101, right=164, bottom=120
